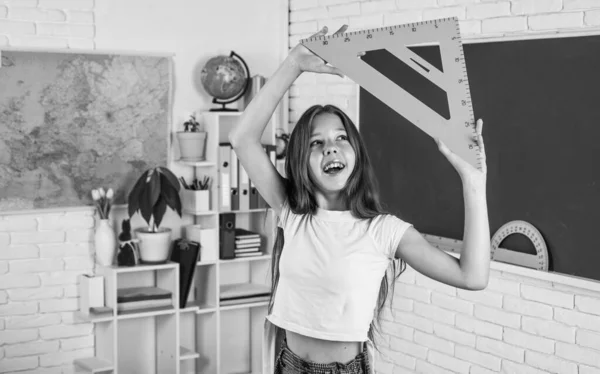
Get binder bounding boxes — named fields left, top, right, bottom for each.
left=219, top=213, right=236, bottom=260
left=230, top=146, right=239, bottom=211
left=249, top=178, right=259, bottom=209
left=239, top=162, right=250, bottom=211
left=218, top=144, right=232, bottom=211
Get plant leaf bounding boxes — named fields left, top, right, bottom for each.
left=140, top=169, right=161, bottom=225
left=153, top=195, right=168, bottom=229
left=158, top=167, right=181, bottom=192
left=160, top=173, right=182, bottom=217
left=127, top=170, right=149, bottom=218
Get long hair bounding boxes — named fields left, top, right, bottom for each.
left=267, top=104, right=406, bottom=350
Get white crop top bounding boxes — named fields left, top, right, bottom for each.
left=263, top=199, right=412, bottom=373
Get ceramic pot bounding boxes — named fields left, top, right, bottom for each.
left=135, top=227, right=172, bottom=263
left=177, top=132, right=207, bottom=161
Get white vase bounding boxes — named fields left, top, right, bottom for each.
left=95, top=219, right=116, bottom=266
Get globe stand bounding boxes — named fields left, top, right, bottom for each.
left=209, top=99, right=242, bottom=112
left=208, top=51, right=250, bottom=112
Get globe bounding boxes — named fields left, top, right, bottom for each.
left=200, top=51, right=250, bottom=111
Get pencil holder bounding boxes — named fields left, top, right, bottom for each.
left=182, top=189, right=210, bottom=213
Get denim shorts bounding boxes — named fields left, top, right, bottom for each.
left=274, top=336, right=370, bottom=374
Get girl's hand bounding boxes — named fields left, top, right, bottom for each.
left=435, top=119, right=487, bottom=189
left=287, top=25, right=348, bottom=78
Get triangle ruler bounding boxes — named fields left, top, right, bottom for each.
left=301, top=17, right=481, bottom=171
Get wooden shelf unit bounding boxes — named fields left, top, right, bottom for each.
left=76, top=111, right=282, bottom=374
left=75, top=262, right=180, bottom=374
left=179, top=111, right=278, bottom=374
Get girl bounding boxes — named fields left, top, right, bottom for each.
left=229, top=25, right=490, bottom=374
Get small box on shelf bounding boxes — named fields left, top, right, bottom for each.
left=184, top=224, right=218, bottom=263
left=78, top=274, right=105, bottom=318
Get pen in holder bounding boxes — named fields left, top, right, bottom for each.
left=180, top=176, right=212, bottom=213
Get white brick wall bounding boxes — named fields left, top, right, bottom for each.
left=288, top=0, right=600, bottom=127
left=373, top=264, right=600, bottom=374
left=0, top=0, right=95, bottom=49
left=0, top=210, right=96, bottom=374
left=289, top=2, right=600, bottom=372
left=0, top=1, right=97, bottom=371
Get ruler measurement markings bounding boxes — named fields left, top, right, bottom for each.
left=301, top=18, right=481, bottom=170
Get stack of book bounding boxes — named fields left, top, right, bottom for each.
left=117, top=286, right=172, bottom=312
left=234, top=228, right=262, bottom=258
left=219, top=283, right=271, bottom=307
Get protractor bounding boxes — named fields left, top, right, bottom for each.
left=491, top=220, right=549, bottom=271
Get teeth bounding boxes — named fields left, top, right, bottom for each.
left=324, top=162, right=345, bottom=172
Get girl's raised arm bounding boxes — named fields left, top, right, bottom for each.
left=228, top=26, right=346, bottom=217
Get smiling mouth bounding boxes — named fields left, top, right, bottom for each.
left=323, top=161, right=346, bottom=175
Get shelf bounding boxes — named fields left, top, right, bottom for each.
left=109, top=262, right=177, bottom=273
left=219, top=254, right=271, bottom=264
left=176, top=160, right=216, bottom=167
left=197, top=259, right=217, bottom=266
left=197, top=306, right=217, bottom=315
left=74, top=310, right=113, bottom=323
left=220, top=208, right=272, bottom=214
left=117, top=305, right=176, bottom=320
left=74, top=110, right=279, bottom=374
left=73, top=357, right=113, bottom=373
left=180, top=301, right=216, bottom=314
left=183, top=209, right=218, bottom=216
left=179, top=346, right=200, bottom=361
left=219, top=300, right=269, bottom=311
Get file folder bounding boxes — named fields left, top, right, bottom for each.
left=239, top=162, right=250, bottom=211
left=249, top=178, right=259, bottom=209
left=218, top=143, right=232, bottom=211
left=230, top=146, right=239, bottom=211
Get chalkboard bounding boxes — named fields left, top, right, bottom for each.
left=360, top=33, right=600, bottom=282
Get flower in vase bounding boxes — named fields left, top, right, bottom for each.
left=91, top=187, right=114, bottom=220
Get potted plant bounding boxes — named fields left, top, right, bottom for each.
left=127, top=166, right=183, bottom=263
left=177, top=114, right=207, bottom=161
left=180, top=175, right=212, bottom=213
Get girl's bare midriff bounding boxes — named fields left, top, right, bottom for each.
left=285, top=329, right=363, bottom=364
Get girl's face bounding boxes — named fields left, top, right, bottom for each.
left=308, top=112, right=356, bottom=199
